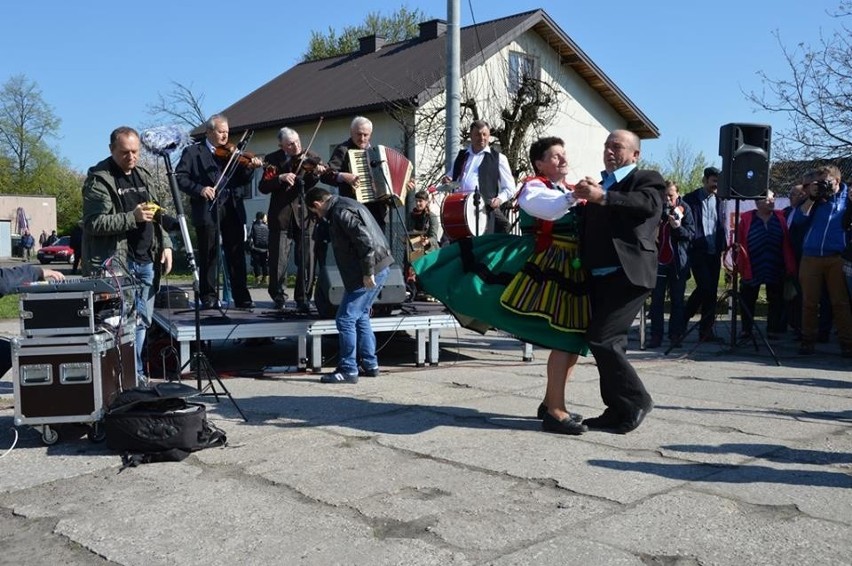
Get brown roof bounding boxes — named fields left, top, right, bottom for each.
left=217, top=9, right=658, bottom=139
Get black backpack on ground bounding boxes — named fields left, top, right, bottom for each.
left=104, top=382, right=227, bottom=469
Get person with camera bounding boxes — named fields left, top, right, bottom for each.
left=647, top=181, right=694, bottom=348
left=791, top=165, right=852, bottom=357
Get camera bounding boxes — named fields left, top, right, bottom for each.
left=663, top=204, right=683, bottom=221
left=813, top=179, right=834, bottom=200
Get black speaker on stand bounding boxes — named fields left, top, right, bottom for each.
left=715, top=123, right=780, bottom=365
left=718, top=123, right=771, bottom=200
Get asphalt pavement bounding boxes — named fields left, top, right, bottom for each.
left=0, top=281, right=850, bottom=565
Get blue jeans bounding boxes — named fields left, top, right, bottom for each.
left=335, top=267, right=389, bottom=375
left=129, top=260, right=155, bottom=380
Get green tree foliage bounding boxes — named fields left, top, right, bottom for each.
left=0, top=74, right=83, bottom=231
left=0, top=74, right=61, bottom=179
left=302, top=7, right=429, bottom=61
left=641, top=139, right=710, bottom=194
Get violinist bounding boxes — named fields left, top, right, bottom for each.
left=258, top=127, right=326, bottom=312
left=176, top=114, right=262, bottom=310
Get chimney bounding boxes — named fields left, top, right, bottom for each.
left=418, top=19, right=448, bottom=40
left=359, top=35, right=386, bottom=54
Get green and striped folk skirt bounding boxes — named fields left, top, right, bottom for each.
left=413, top=233, right=589, bottom=355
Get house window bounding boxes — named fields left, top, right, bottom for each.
left=508, top=51, right=538, bottom=94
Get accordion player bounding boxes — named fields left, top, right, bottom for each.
left=347, top=145, right=412, bottom=206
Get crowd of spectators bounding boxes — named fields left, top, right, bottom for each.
left=648, top=165, right=852, bottom=358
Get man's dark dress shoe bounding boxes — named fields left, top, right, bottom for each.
left=537, top=403, right=583, bottom=423
left=542, top=412, right=587, bottom=435
left=584, top=405, right=652, bottom=434
left=235, top=300, right=255, bottom=310
left=582, top=410, right=621, bottom=430
left=612, top=405, right=652, bottom=434
left=200, top=297, right=220, bottom=310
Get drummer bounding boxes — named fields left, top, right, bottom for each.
left=444, top=119, right=517, bottom=233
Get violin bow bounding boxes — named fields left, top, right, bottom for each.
left=211, top=129, right=253, bottom=206
left=294, top=117, right=324, bottom=173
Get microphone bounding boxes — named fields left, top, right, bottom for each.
left=369, top=159, right=384, bottom=167
left=140, top=126, right=189, bottom=156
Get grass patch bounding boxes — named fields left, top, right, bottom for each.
left=0, top=294, right=19, bottom=319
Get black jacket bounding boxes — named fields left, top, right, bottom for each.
left=323, top=195, right=393, bottom=291
left=258, top=148, right=322, bottom=231
left=321, top=139, right=360, bottom=200
left=658, top=197, right=695, bottom=276
left=248, top=220, right=269, bottom=252
left=581, top=168, right=666, bottom=289
left=175, top=142, right=254, bottom=227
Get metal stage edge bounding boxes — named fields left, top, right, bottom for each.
left=151, top=309, right=464, bottom=372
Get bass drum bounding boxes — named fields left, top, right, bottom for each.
left=440, top=192, right=488, bottom=241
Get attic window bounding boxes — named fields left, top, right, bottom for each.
left=508, top=51, right=539, bottom=94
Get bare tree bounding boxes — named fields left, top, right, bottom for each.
left=746, top=1, right=852, bottom=159
left=0, top=74, right=61, bottom=177
left=148, top=80, right=207, bottom=129
left=375, top=64, right=561, bottom=186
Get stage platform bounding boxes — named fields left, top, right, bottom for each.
left=151, top=300, right=463, bottom=372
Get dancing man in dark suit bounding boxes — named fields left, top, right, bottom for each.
left=176, top=114, right=262, bottom=309
left=573, top=129, right=665, bottom=434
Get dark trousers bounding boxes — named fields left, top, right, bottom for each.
left=250, top=250, right=268, bottom=278
left=197, top=202, right=251, bottom=304
left=739, top=281, right=784, bottom=335
left=586, top=271, right=653, bottom=417
left=684, top=251, right=722, bottom=335
left=649, top=263, right=689, bottom=340
left=268, top=223, right=315, bottom=304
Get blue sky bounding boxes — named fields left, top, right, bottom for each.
left=0, top=1, right=842, bottom=174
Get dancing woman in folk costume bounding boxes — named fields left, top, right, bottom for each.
left=414, top=136, right=590, bottom=435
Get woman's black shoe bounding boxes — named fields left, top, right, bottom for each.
left=542, top=412, right=587, bottom=435
left=537, top=403, right=583, bottom=423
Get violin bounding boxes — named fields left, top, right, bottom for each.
left=262, top=151, right=323, bottom=182
left=213, top=143, right=261, bottom=169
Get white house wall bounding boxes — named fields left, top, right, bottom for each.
left=414, top=28, right=635, bottom=186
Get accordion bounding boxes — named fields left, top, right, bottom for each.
left=347, top=145, right=412, bottom=206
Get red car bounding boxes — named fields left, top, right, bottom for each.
left=37, top=235, right=75, bottom=264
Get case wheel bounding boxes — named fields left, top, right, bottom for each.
left=88, top=422, right=106, bottom=443
left=40, top=426, right=59, bottom=446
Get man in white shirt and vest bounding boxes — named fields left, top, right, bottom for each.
left=446, top=120, right=517, bottom=234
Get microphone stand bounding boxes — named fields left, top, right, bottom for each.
left=161, top=150, right=247, bottom=421
left=207, top=131, right=252, bottom=313
left=295, top=176, right=313, bottom=315
left=473, top=184, right=482, bottom=236
left=371, top=155, right=415, bottom=263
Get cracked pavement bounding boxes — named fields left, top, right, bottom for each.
left=1, top=319, right=850, bottom=565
